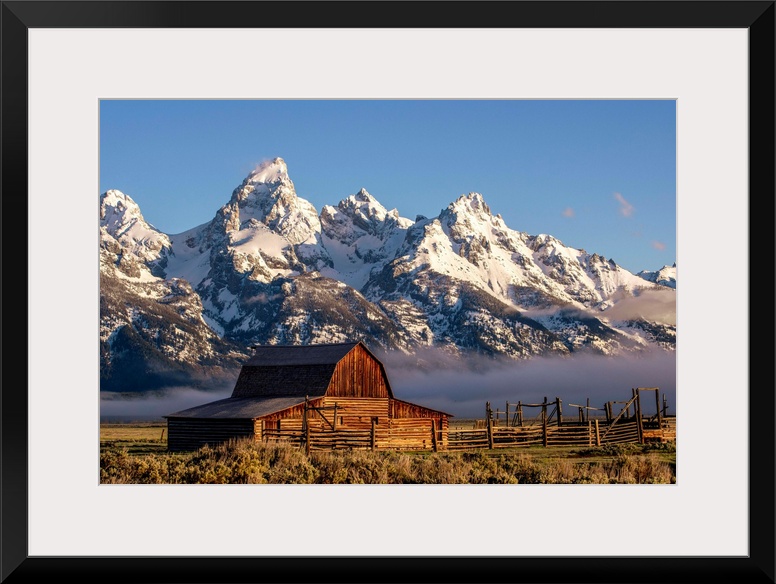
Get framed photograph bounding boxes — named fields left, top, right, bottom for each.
left=3, top=1, right=773, bottom=583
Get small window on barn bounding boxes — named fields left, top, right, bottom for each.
left=372, top=417, right=379, bottom=425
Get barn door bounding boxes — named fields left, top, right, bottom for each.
left=303, top=397, right=338, bottom=431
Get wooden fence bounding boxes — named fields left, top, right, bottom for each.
left=261, top=416, right=674, bottom=452
left=446, top=419, right=653, bottom=450
left=262, top=420, right=444, bottom=453
left=259, top=388, right=675, bottom=453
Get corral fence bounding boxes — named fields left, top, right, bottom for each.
left=261, top=388, right=675, bottom=453
left=448, top=387, right=675, bottom=451
left=261, top=398, right=445, bottom=453
left=262, top=424, right=443, bottom=453
left=447, top=419, right=644, bottom=450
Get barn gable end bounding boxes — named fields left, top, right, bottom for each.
left=325, top=342, right=392, bottom=399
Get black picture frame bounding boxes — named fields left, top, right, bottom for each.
left=2, top=2, right=773, bottom=583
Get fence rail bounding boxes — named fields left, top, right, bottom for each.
left=445, top=418, right=675, bottom=450
left=262, top=416, right=675, bottom=453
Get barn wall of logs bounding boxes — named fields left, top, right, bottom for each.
left=167, top=418, right=255, bottom=452
left=255, top=397, right=449, bottom=451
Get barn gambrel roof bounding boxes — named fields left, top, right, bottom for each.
left=165, top=341, right=398, bottom=420
left=243, top=342, right=359, bottom=366
left=230, top=342, right=367, bottom=399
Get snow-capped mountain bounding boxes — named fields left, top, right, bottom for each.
left=100, top=158, right=676, bottom=392
left=100, top=189, right=172, bottom=279
left=638, top=263, right=677, bottom=289
left=320, top=188, right=414, bottom=289
left=362, top=192, right=674, bottom=355
left=99, top=193, right=249, bottom=392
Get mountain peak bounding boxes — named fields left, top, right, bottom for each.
left=245, top=157, right=288, bottom=185
left=354, top=187, right=374, bottom=202
left=451, top=192, right=491, bottom=216
left=231, top=157, right=294, bottom=206
left=101, top=188, right=134, bottom=205
left=440, top=192, right=497, bottom=231
left=100, top=189, right=144, bottom=227
left=99, top=188, right=171, bottom=268
left=337, top=188, right=392, bottom=228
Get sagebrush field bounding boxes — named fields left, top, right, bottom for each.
left=100, top=422, right=676, bottom=484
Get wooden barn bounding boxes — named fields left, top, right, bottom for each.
left=165, top=341, right=451, bottom=452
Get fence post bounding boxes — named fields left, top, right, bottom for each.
left=588, top=419, right=593, bottom=446
left=517, top=401, right=523, bottom=427
left=655, top=389, right=662, bottom=427
left=431, top=419, right=438, bottom=452
left=371, top=418, right=376, bottom=451
left=304, top=396, right=311, bottom=454
left=486, top=402, right=494, bottom=449
left=635, top=389, right=644, bottom=444
left=595, top=419, right=601, bottom=447
left=556, top=397, right=562, bottom=427
left=505, top=401, right=509, bottom=428
left=542, top=413, right=548, bottom=447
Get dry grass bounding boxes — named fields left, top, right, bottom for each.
left=101, top=423, right=168, bottom=455
left=100, top=436, right=676, bottom=485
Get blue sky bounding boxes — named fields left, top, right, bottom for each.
left=100, top=99, right=676, bottom=274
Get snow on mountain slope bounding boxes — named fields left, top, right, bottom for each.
left=99, top=189, right=172, bottom=279
left=99, top=158, right=676, bottom=392
left=99, top=193, right=248, bottom=391
left=166, top=158, right=332, bottom=287
left=364, top=192, right=661, bottom=312
left=320, top=188, right=413, bottom=289
left=362, top=192, right=674, bottom=356
left=149, top=159, right=411, bottom=352
left=231, top=158, right=324, bottom=250
left=637, top=263, right=677, bottom=289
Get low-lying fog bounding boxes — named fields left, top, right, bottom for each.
left=381, top=348, right=676, bottom=418
left=100, top=348, right=676, bottom=421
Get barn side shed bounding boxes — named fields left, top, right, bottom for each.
left=165, top=341, right=451, bottom=452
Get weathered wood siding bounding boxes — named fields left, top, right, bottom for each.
left=260, top=399, right=323, bottom=424
left=255, top=396, right=449, bottom=450
left=262, top=398, right=389, bottom=431
left=323, top=396, right=390, bottom=428
left=390, top=398, right=444, bottom=419
left=167, top=418, right=255, bottom=452
left=376, top=418, right=438, bottom=450
left=326, top=344, right=390, bottom=398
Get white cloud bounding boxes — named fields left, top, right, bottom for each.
left=603, top=288, right=676, bottom=325
left=614, top=192, right=635, bottom=217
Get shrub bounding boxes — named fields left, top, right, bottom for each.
left=100, top=438, right=675, bottom=485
